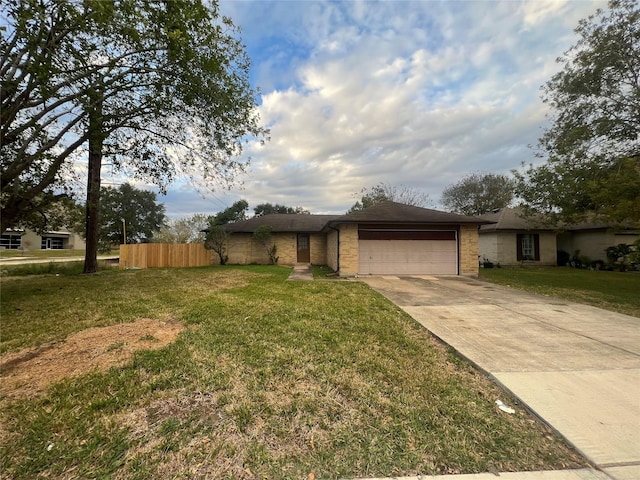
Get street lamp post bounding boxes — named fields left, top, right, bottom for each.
left=120, top=218, right=128, bottom=270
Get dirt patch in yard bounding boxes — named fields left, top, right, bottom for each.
left=0, top=318, right=185, bottom=399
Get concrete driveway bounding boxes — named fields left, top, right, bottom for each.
left=361, top=275, right=640, bottom=480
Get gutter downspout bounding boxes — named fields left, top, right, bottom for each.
left=328, top=224, right=340, bottom=274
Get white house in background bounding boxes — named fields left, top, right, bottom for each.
left=1, top=228, right=86, bottom=251
left=478, top=207, right=640, bottom=266
left=478, top=208, right=557, bottom=266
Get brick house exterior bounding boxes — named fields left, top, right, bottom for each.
left=221, top=202, right=490, bottom=277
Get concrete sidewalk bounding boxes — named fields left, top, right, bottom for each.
left=287, top=263, right=314, bottom=281
left=0, top=255, right=118, bottom=265
left=362, top=275, right=640, bottom=480
left=357, top=468, right=610, bottom=479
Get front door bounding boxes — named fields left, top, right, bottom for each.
left=297, top=234, right=310, bottom=263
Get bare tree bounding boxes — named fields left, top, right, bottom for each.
left=348, top=182, right=431, bottom=213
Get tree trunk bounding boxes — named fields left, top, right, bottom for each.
left=83, top=87, right=104, bottom=274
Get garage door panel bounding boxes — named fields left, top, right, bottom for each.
left=359, top=240, right=457, bottom=275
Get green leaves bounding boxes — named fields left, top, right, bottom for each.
left=253, top=203, right=310, bottom=216
left=1, top=0, right=268, bottom=232
left=517, top=0, right=640, bottom=224
left=441, top=173, right=515, bottom=216
left=99, top=183, right=166, bottom=249
left=204, top=223, right=230, bottom=264
left=212, top=199, right=249, bottom=225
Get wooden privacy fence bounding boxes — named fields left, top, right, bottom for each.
left=119, top=243, right=212, bottom=269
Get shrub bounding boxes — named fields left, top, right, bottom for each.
left=606, top=242, right=639, bottom=271
left=204, top=224, right=229, bottom=265
left=253, top=225, right=279, bottom=264
left=557, top=249, right=570, bottom=266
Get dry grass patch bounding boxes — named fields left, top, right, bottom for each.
left=0, top=318, right=185, bottom=399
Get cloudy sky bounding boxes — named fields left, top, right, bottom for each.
left=157, top=0, right=607, bottom=218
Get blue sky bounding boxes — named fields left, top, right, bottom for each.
left=155, top=0, right=607, bottom=218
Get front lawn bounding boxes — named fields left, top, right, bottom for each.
left=0, top=266, right=584, bottom=479
left=480, top=266, right=640, bottom=317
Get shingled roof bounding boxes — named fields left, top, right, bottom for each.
left=221, top=201, right=492, bottom=233
left=329, top=201, right=492, bottom=225
left=479, top=207, right=553, bottom=232
left=222, top=214, right=340, bottom=233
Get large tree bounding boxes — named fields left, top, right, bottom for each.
left=152, top=213, right=209, bottom=244
left=99, top=183, right=166, bottom=251
left=1, top=0, right=267, bottom=272
left=515, top=0, right=640, bottom=224
left=1, top=0, right=85, bottom=233
left=211, top=199, right=249, bottom=225
left=441, top=173, right=515, bottom=216
left=348, top=182, right=431, bottom=213
left=253, top=203, right=310, bottom=216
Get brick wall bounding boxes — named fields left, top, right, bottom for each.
left=326, top=230, right=338, bottom=271
left=223, top=232, right=331, bottom=265
left=224, top=233, right=297, bottom=265
left=274, top=233, right=297, bottom=264
left=310, top=233, right=327, bottom=265
left=338, top=224, right=359, bottom=276
left=225, top=234, right=257, bottom=264
left=459, top=225, right=479, bottom=276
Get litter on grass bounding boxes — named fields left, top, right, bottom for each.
left=495, top=399, right=515, bottom=414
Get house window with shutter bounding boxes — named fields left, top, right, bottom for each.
left=517, top=233, right=540, bottom=261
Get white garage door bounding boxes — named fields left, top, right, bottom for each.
left=358, top=230, right=458, bottom=275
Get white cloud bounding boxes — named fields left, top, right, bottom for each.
left=160, top=0, right=609, bottom=217
left=521, top=0, right=568, bottom=28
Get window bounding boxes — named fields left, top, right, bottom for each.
left=41, top=237, right=64, bottom=249
left=1, top=234, right=22, bottom=250
left=517, top=234, right=540, bottom=261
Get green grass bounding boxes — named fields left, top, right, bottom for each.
left=311, top=264, right=337, bottom=279
left=480, top=266, right=640, bottom=317
left=1, top=266, right=585, bottom=479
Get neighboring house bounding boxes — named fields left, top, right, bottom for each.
left=557, top=221, right=640, bottom=262
left=0, top=228, right=85, bottom=251
left=479, top=208, right=640, bottom=266
left=222, top=201, right=491, bottom=276
left=478, top=208, right=557, bottom=266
